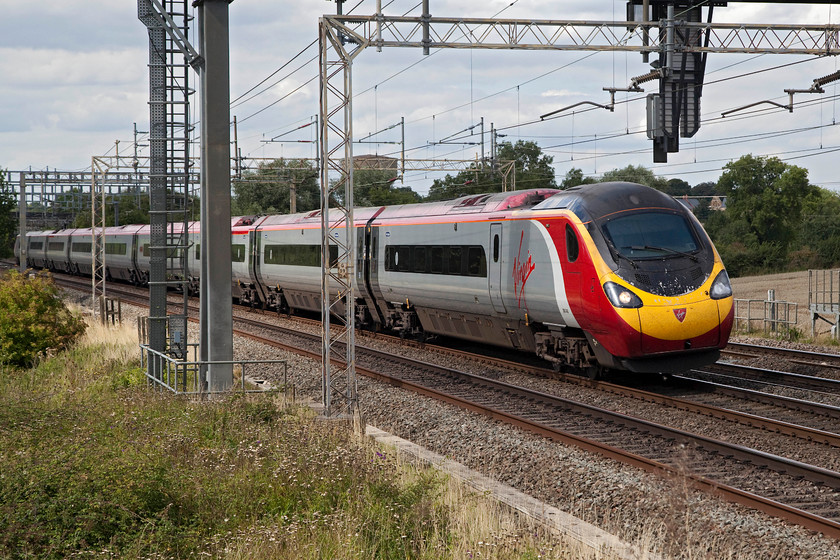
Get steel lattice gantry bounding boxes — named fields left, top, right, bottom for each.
left=317, top=4, right=840, bottom=417
left=139, top=0, right=195, bottom=377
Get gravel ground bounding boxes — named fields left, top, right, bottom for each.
left=232, top=311, right=840, bottom=560
left=64, top=286, right=840, bottom=560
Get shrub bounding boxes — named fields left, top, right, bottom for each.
left=0, top=270, right=86, bottom=367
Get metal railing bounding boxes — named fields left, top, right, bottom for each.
left=808, top=269, right=840, bottom=338
left=139, top=342, right=288, bottom=395
left=734, top=297, right=798, bottom=336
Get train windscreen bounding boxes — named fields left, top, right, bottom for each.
left=601, top=212, right=698, bottom=260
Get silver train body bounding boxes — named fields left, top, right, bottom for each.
left=15, top=183, right=733, bottom=374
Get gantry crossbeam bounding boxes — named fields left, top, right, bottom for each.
left=328, top=15, right=840, bottom=55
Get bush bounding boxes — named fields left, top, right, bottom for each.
left=0, top=270, right=86, bottom=367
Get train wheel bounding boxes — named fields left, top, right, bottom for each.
left=583, top=365, right=602, bottom=380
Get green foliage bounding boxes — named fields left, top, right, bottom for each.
left=663, top=178, right=690, bottom=196
left=793, top=187, right=840, bottom=268
left=426, top=140, right=556, bottom=201
left=232, top=158, right=319, bottom=215
left=691, top=181, right=719, bottom=196
left=71, top=191, right=157, bottom=228
left=353, top=168, right=422, bottom=206
left=599, top=164, right=669, bottom=191
left=559, top=167, right=596, bottom=189
left=718, top=154, right=814, bottom=248
left=0, top=270, right=86, bottom=367
left=702, top=155, right=816, bottom=277
left=0, top=342, right=455, bottom=559
left=0, top=170, right=16, bottom=258
left=0, top=322, right=563, bottom=559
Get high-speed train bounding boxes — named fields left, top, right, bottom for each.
left=16, top=182, right=734, bottom=376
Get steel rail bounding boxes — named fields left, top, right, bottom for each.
left=351, top=355, right=840, bottom=540
left=726, top=341, right=840, bottom=370
left=577, top=376, right=840, bottom=448
left=702, top=362, right=840, bottom=393
left=671, top=375, right=840, bottom=421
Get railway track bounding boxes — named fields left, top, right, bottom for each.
left=242, top=323, right=840, bottom=539
left=53, top=274, right=840, bottom=538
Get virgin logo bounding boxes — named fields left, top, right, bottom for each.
left=513, top=230, right=535, bottom=307
left=674, top=308, right=687, bottom=322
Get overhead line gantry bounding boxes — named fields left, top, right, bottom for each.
left=317, top=0, right=840, bottom=419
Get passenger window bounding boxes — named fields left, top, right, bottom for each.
left=467, top=247, right=486, bottom=277
left=430, top=247, right=443, bottom=273
left=566, top=224, right=579, bottom=263
left=412, top=247, right=426, bottom=273
left=397, top=246, right=410, bottom=272
left=493, top=234, right=500, bottom=263
left=448, top=247, right=462, bottom=275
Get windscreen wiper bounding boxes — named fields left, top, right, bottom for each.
left=625, top=245, right=699, bottom=262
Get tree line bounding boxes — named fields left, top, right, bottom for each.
left=3, top=140, right=838, bottom=277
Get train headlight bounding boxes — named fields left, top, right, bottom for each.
left=710, top=270, right=733, bottom=300
left=603, top=282, right=643, bottom=309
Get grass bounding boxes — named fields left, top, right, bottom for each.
left=0, top=318, right=611, bottom=559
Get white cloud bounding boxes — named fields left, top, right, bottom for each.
left=1, top=0, right=840, bottom=192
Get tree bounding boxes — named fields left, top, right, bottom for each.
left=352, top=169, right=421, bottom=206
left=691, top=181, right=719, bottom=197
left=704, top=154, right=817, bottom=276
left=71, top=192, right=154, bottom=228
left=664, top=178, right=691, bottom=197
left=717, top=154, right=815, bottom=249
left=0, top=270, right=86, bottom=367
left=0, top=171, right=16, bottom=258
left=232, top=158, right=319, bottom=215
left=560, top=167, right=597, bottom=189
left=425, top=140, right=556, bottom=201
left=792, top=187, right=840, bottom=268
left=599, top=164, right=669, bottom=191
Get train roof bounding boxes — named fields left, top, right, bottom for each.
left=377, top=189, right=560, bottom=219
left=252, top=189, right=561, bottom=227
left=533, top=182, right=685, bottom=221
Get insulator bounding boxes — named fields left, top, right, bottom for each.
left=813, top=70, right=840, bottom=88
left=631, top=69, right=662, bottom=86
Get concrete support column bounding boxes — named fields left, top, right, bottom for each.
left=196, top=0, right=233, bottom=391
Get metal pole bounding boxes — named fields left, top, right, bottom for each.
left=197, top=0, right=234, bottom=391
left=233, top=115, right=240, bottom=179
left=376, top=0, right=382, bottom=53
left=18, top=173, right=26, bottom=273
left=480, top=116, right=485, bottom=170
left=197, top=3, right=209, bottom=388
left=422, top=0, right=430, bottom=55
left=400, top=116, right=405, bottom=183
left=666, top=5, right=675, bottom=71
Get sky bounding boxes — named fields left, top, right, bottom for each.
left=3, top=0, right=840, bottom=195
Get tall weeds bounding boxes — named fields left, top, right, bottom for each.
left=0, top=319, right=585, bottom=559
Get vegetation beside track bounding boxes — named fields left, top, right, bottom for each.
left=0, top=317, right=571, bottom=559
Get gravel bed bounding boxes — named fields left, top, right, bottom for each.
left=64, top=296, right=840, bottom=559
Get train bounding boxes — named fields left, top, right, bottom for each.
left=15, top=181, right=734, bottom=377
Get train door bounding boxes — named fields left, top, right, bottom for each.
left=249, top=229, right=267, bottom=304
left=489, top=223, right=507, bottom=314
left=359, top=211, right=386, bottom=326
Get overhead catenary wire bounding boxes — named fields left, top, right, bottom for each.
left=235, top=2, right=840, bottom=190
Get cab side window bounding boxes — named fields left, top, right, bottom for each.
left=566, top=224, right=579, bottom=263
